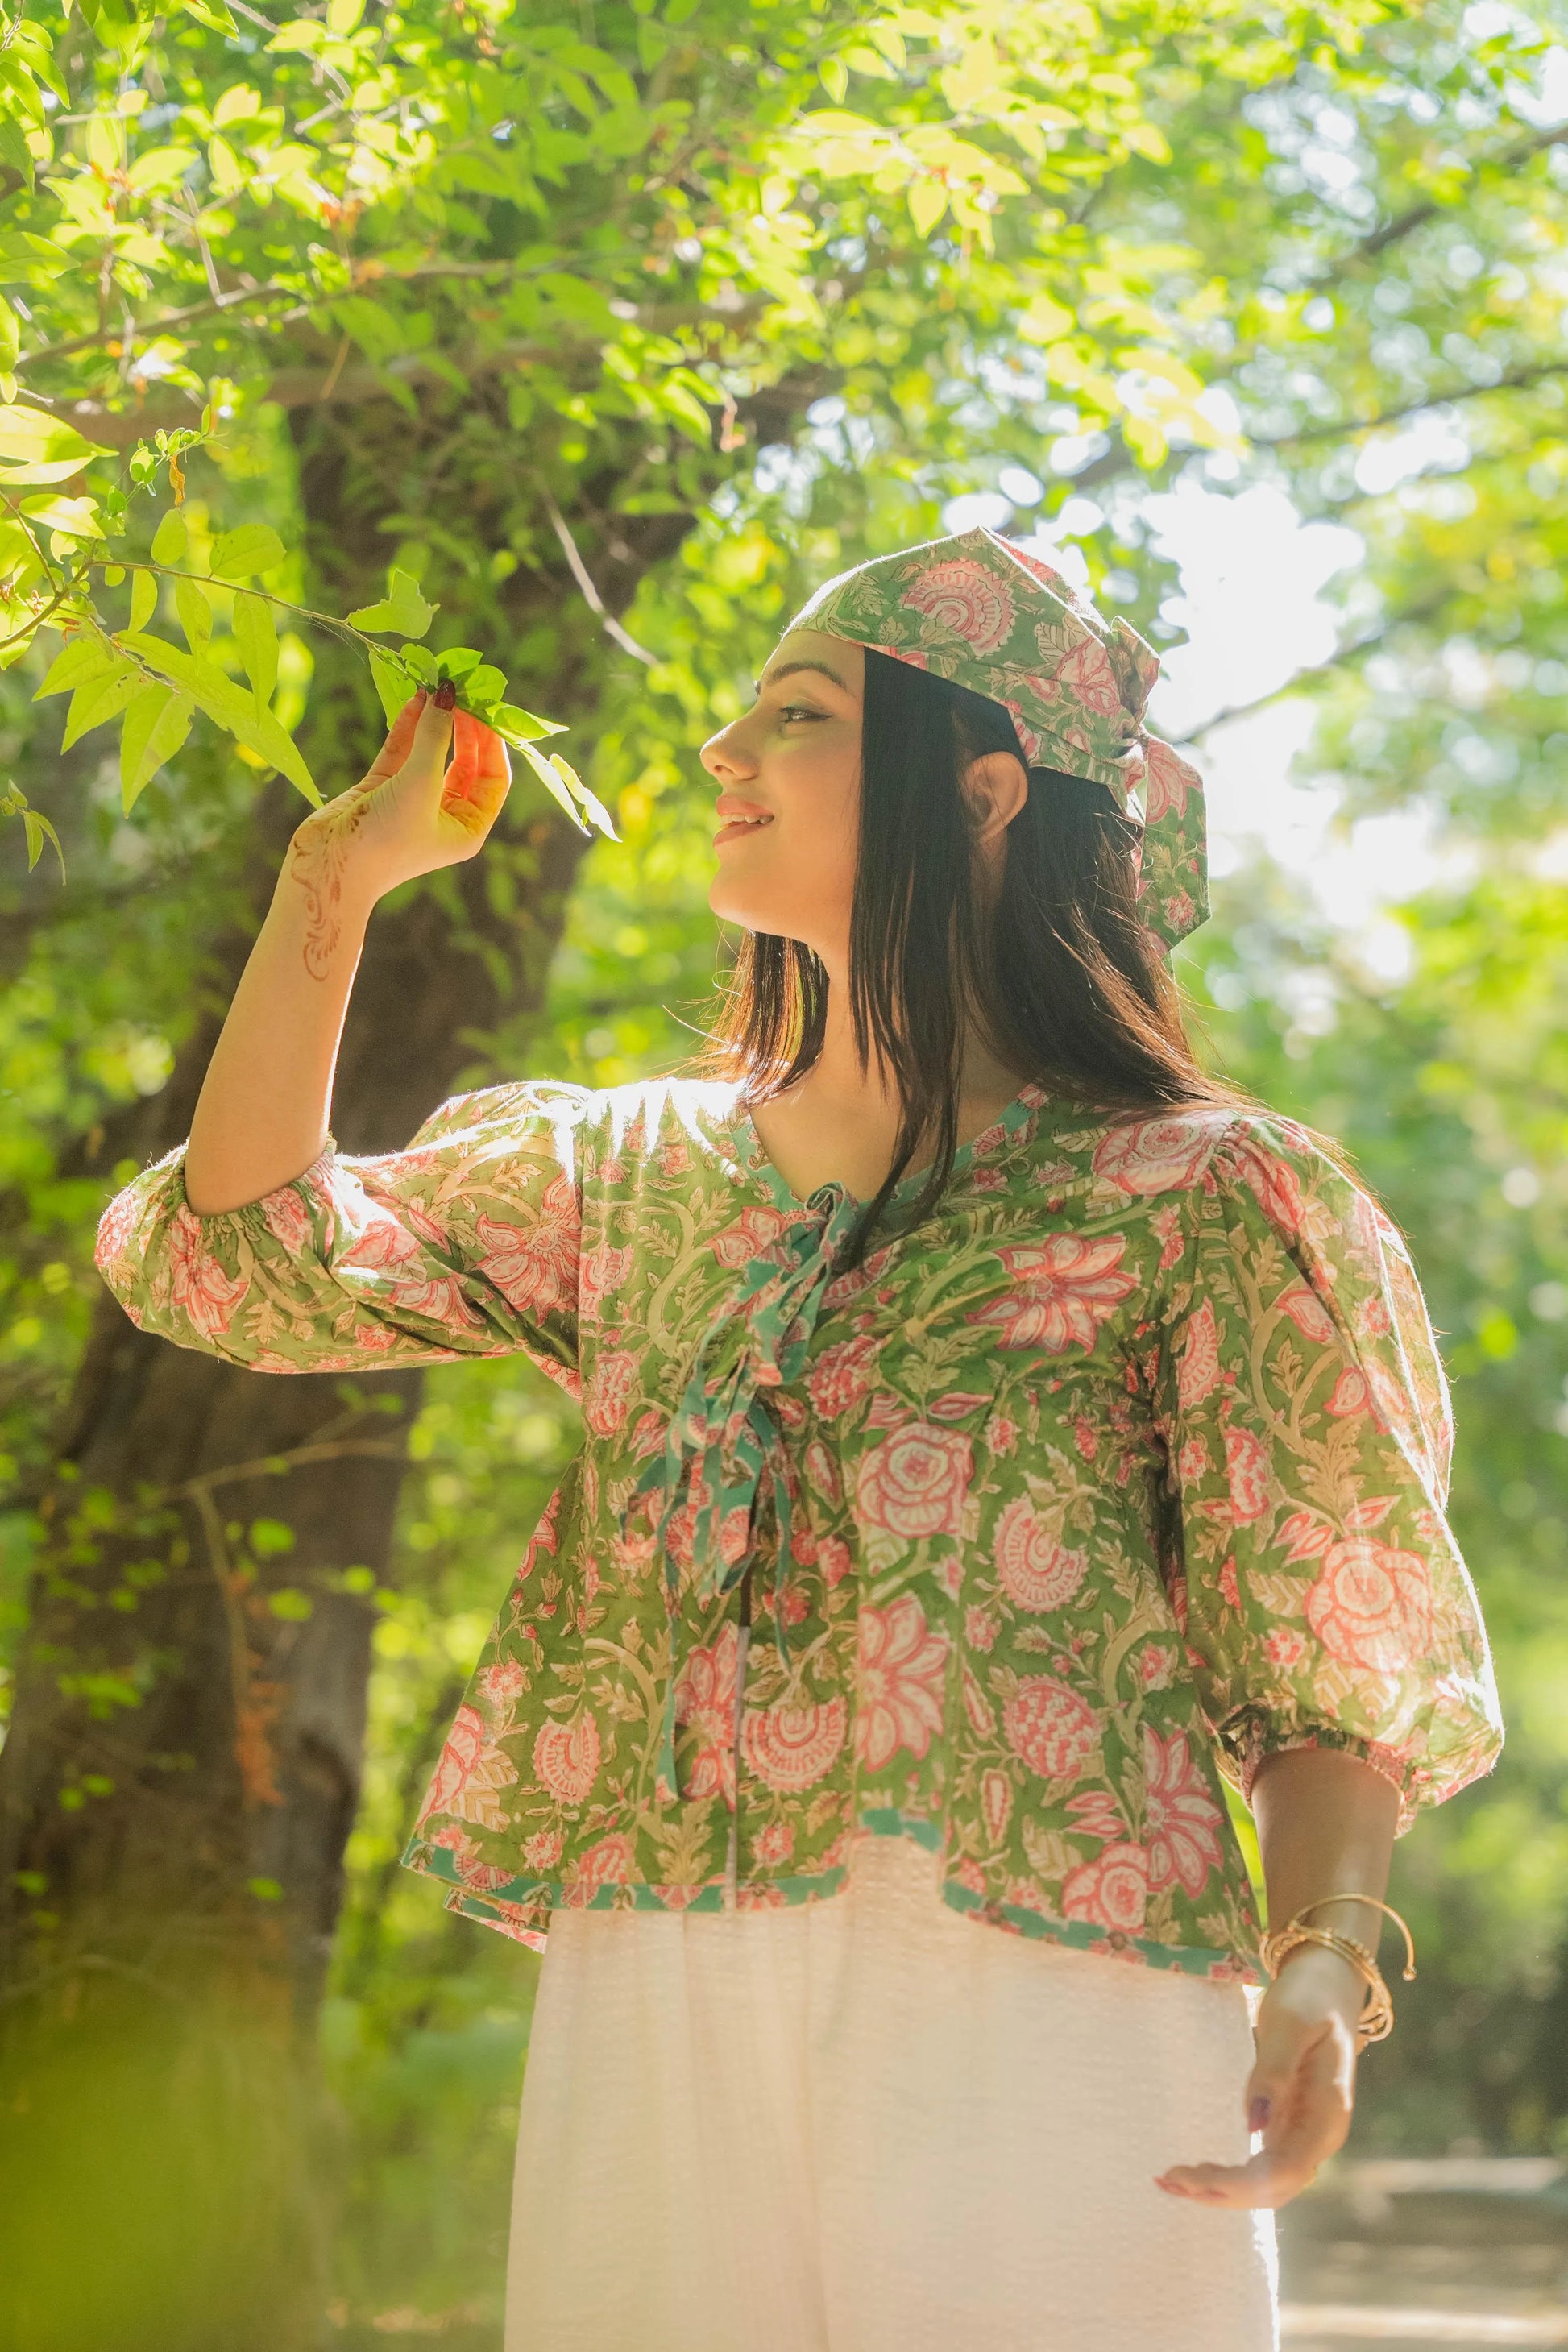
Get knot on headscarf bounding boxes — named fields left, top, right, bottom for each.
left=632, top=1182, right=861, bottom=1807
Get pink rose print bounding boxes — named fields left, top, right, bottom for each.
left=532, top=1712, right=601, bottom=1806
left=484, top=1659, right=527, bottom=1707
left=1002, top=1675, right=1098, bottom=1782
left=1265, top=1627, right=1307, bottom=1673
left=522, top=1827, right=564, bottom=1873
left=417, top=1703, right=486, bottom=1827
left=964, top=1606, right=997, bottom=1651
left=807, top=1334, right=881, bottom=1421
left=744, top=1697, right=847, bottom=1793
left=1305, top=1539, right=1434, bottom=1673
left=1061, top=1841, right=1149, bottom=1934
left=899, top=558, right=1016, bottom=656
left=1176, top=1437, right=1211, bottom=1485
left=475, top=1174, right=579, bottom=1315
left=711, top=1204, right=792, bottom=1271
left=1223, top=1425, right=1272, bottom=1524
left=1093, top=1114, right=1218, bottom=1197
left=819, top=1534, right=853, bottom=1587
left=584, top=1347, right=637, bottom=1437
left=969, top=1234, right=1139, bottom=1353
left=93, top=1184, right=142, bottom=1282
left=856, top=1595, right=949, bottom=1769
left=167, top=1206, right=248, bottom=1342
left=954, top=1856, right=987, bottom=1898
left=1142, top=736, right=1197, bottom=824
left=1218, top=1555, right=1241, bottom=1609
left=981, top=1767, right=1013, bottom=1843
left=753, top=1820, right=794, bottom=1866
left=855, top=1423, right=973, bottom=1541
left=260, top=1183, right=312, bottom=1255
left=675, top=1622, right=740, bottom=1804
left=579, top=1242, right=633, bottom=1323
left=993, top=1496, right=1087, bottom=1612
left=569, top=1833, right=633, bottom=1900
left=1142, top=1725, right=1226, bottom=1897
left=1052, top=636, right=1122, bottom=717
left=1178, top=1297, right=1222, bottom=1411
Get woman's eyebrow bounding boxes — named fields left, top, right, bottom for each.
left=754, top=657, right=848, bottom=695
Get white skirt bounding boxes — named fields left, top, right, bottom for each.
left=505, top=1833, right=1277, bottom=2352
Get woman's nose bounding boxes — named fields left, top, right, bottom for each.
left=699, top=721, right=755, bottom=782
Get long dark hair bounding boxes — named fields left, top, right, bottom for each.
left=709, top=647, right=1234, bottom=1256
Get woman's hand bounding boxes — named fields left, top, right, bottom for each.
left=292, top=689, right=511, bottom=892
left=1155, top=1943, right=1362, bottom=2209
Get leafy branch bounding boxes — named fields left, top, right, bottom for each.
left=0, top=397, right=619, bottom=872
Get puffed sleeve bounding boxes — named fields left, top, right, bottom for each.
left=1161, top=1112, right=1501, bottom=1829
left=93, top=1080, right=586, bottom=1394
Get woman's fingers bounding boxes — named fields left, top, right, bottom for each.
left=441, top=708, right=512, bottom=840
left=359, top=690, right=429, bottom=786
left=1155, top=2011, right=1354, bottom=2211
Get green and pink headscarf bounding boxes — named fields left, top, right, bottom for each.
left=787, top=526, right=1207, bottom=949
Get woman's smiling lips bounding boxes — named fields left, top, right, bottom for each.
left=713, top=796, right=774, bottom=849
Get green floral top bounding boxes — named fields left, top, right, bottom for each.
left=96, top=1080, right=1502, bottom=1981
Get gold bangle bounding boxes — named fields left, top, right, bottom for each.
left=1292, top=1893, right=1417, bottom=1983
left=1260, top=1923, right=1394, bottom=2047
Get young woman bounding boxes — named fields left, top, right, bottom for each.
left=98, top=529, right=1501, bottom=2351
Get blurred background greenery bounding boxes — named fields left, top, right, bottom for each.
left=2, top=0, right=1568, bottom=2342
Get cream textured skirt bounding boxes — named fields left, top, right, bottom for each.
left=505, top=1833, right=1278, bottom=2352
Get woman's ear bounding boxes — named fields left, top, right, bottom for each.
left=962, top=750, right=1030, bottom=848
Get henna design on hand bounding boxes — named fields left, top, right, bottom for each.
left=289, top=789, right=373, bottom=981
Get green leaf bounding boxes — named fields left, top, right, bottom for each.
left=436, top=646, right=484, bottom=681
left=546, top=751, right=619, bottom=840
left=127, top=568, right=159, bottom=633
left=209, top=522, right=285, bottom=579
left=368, top=646, right=416, bottom=725
left=180, top=0, right=239, bottom=35
left=463, top=663, right=507, bottom=707
left=62, top=661, right=143, bottom=749
left=22, top=495, right=102, bottom=541
left=121, top=631, right=318, bottom=803
left=119, top=682, right=194, bottom=811
left=0, top=404, right=111, bottom=483
left=347, top=566, right=436, bottom=640
left=908, top=178, right=948, bottom=238
left=22, top=803, right=64, bottom=879
left=150, top=508, right=188, bottom=565
left=0, top=231, right=69, bottom=281
left=35, top=633, right=115, bottom=699
left=126, top=145, right=198, bottom=195
left=233, top=591, right=278, bottom=707
left=490, top=701, right=566, bottom=744
left=516, top=738, right=590, bottom=832
left=175, top=573, right=213, bottom=655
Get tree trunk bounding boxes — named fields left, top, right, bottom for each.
left=0, top=388, right=691, bottom=2350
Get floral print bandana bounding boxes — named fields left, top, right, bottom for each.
left=786, top=527, right=1208, bottom=949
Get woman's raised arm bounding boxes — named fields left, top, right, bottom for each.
left=185, top=693, right=510, bottom=1214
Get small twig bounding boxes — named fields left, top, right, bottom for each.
left=538, top=487, right=657, bottom=666
left=317, top=332, right=352, bottom=403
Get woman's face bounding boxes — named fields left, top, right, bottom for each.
left=700, top=629, right=865, bottom=962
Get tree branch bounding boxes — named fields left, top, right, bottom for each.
left=537, top=487, right=657, bottom=665
left=1344, top=120, right=1568, bottom=268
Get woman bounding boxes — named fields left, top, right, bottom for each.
left=97, top=529, right=1501, bottom=2351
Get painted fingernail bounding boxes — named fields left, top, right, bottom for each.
left=433, top=680, right=457, bottom=710
left=1248, top=2097, right=1271, bottom=2134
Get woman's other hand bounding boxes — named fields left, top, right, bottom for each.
left=1155, top=1942, right=1361, bottom=2209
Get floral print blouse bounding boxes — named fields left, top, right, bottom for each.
left=95, top=1080, right=1502, bottom=1981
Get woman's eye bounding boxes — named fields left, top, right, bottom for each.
left=778, top=703, right=823, bottom=724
